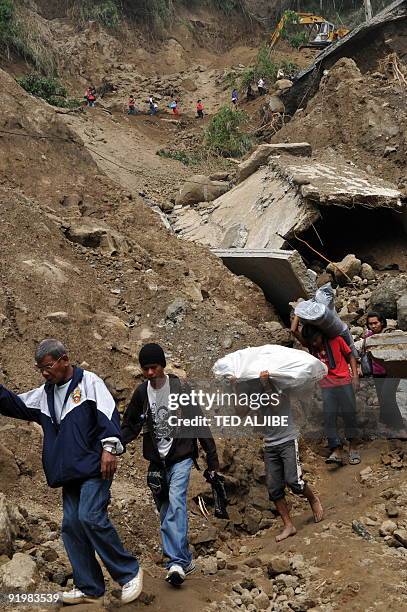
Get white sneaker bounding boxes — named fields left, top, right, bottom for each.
left=165, top=564, right=185, bottom=586
left=60, top=588, right=103, bottom=605
left=184, top=560, right=196, bottom=576
left=121, top=568, right=143, bottom=604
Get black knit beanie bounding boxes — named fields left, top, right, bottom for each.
left=138, top=343, right=166, bottom=368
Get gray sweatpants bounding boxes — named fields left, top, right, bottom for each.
left=264, top=438, right=305, bottom=502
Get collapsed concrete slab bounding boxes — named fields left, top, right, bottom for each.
left=365, top=331, right=407, bottom=378
left=276, top=155, right=404, bottom=209
left=211, top=248, right=316, bottom=317
left=172, top=152, right=404, bottom=250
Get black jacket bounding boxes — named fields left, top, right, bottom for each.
left=122, top=374, right=219, bottom=471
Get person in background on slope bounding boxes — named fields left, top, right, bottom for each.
left=128, top=94, right=136, bottom=115
left=257, top=77, right=266, bottom=95
left=86, top=87, right=96, bottom=107
left=0, top=339, right=142, bottom=605
left=196, top=99, right=204, bottom=118
left=148, top=96, right=158, bottom=115
left=231, top=88, right=238, bottom=106
left=170, top=98, right=180, bottom=116
left=122, top=343, right=219, bottom=587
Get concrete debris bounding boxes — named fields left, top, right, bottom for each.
left=175, top=174, right=229, bottom=206
left=237, top=143, right=312, bottom=183
left=278, top=155, right=403, bottom=209
left=172, top=163, right=317, bottom=250
left=365, top=330, right=407, bottom=378
left=212, top=248, right=317, bottom=317
left=172, top=152, right=403, bottom=252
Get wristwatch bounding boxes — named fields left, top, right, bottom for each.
left=104, top=446, right=117, bottom=455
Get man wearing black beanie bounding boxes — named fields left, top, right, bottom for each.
left=122, top=343, right=219, bottom=587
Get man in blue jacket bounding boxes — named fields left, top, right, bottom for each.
left=0, top=338, right=142, bottom=605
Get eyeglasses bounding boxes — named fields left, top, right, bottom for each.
left=35, top=355, right=63, bottom=372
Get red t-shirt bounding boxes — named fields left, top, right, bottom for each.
left=316, top=336, right=352, bottom=388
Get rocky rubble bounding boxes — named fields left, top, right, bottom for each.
left=203, top=552, right=320, bottom=612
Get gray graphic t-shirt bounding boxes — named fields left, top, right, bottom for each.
left=147, top=376, right=173, bottom=458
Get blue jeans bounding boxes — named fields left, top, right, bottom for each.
left=61, top=478, right=139, bottom=597
left=322, top=384, right=358, bottom=450
left=157, top=458, right=193, bottom=569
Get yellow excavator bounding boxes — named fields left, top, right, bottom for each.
left=270, top=11, right=350, bottom=49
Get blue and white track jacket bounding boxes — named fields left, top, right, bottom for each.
left=0, top=367, right=123, bottom=487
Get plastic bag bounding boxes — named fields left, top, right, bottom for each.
left=315, top=283, right=335, bottom=309
left=295, top=282, right=346, bottom=338
left=212, top=345, right=327, bottom=389
left=294, top=282, right=358, bottom=356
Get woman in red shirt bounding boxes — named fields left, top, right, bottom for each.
left=196, top=100, right=204, bottom=119
left=293, top=322, right=360, bottom=466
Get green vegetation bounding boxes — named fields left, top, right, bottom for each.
left=69, top=0, right=121, bottom=28
left=205, top=106, right=252, bottom=158
left=0, top=0, right=18, bottom=53
left=17, top=74, right=81, bottom=108
left=157, top=149, right=200, bottom=166
left=239, top=45, right=298, bottom=88
left=0, top=0, right=57, bottom=75
left=285, top=31, right=308, bottom=48
left=280, top=10, right=310, bottom=49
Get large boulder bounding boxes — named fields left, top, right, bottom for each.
left=0, top=553, right=39, bottom=590
left=237, top=143, right=312, bottom=183
left=370, top=276, right=407, bottom=319
left=0, top=494, right=25, bottom=555
left=275, top=79, right=293, bottom=91
left=327, top=254, right=361, bottom=285
left=175, top=175, right=229, bottom=206
left=267, top=95, right=285, bottom=113
left=64, top=218, right=129, bottom=255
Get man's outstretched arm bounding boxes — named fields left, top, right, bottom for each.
left=0, top=385, right=42, bottom=423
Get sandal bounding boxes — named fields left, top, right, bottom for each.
left=348, top=450, right=361, bottom=465
left=325, top=452, right=344, bottom=466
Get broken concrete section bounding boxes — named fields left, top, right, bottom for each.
left=172, top=163, right=318, bottom=249
left=172, top=152, right=404, bottom=251
left=276, top=155, right=404, bottom=209
left=211, top=248, right=316, bottom=317
left=365, top=331, right=407, bottom=378
left=237, top=143, right=312, bottom=183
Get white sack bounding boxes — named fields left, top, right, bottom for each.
left=212, top=345, right=327, bottom=389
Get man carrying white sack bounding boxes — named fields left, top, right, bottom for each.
left=214, top=346, right=324, bottom=541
